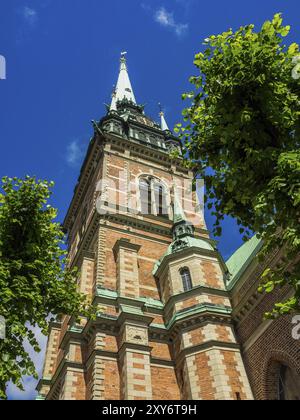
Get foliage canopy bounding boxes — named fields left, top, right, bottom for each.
left=178, top=14, right=300, bottom=316
left=0, top=177, right=92, bottom=399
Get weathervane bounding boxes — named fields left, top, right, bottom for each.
left=120, top=51, right=127, bottom=63
left=158, top=102, right=164, bottom=116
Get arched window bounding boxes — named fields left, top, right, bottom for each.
left=154, top=182, right=168, bottom=218
left=278, top=364, right=300, bottom=400
left=150, top=136, right=157, bottom=145
left=180, top=268, right=193, bottom=292
left=139, top=131, right=146, bottom=141
left=139, top=178, right=152, bottom=215
left=139, top=177, right=169, bottom=218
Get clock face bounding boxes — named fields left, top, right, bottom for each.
left=135, top=115, right=155, bottom=127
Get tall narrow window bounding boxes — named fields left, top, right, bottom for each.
left=154, top=182, right=168, bottom=217
left=79, top=205, right=87, bottom=239
left=180, top=268, right=193, bottom=292
left=278, top=365, right=287, bottom=401
left=139, top=178, right=152, bottom=215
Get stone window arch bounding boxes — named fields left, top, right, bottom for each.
left=278, top=364, right=300, bottom=400
left=138, top=176, right=170, bottom=218
left=153, top=179, right=168, bottom=218
left=139, top=131, right=146, bottom=141
left=139, top=177, right=152, bottom=215
left=264, top=357, right=300, bottom=400
left=180, top=267, right=193, bottom=292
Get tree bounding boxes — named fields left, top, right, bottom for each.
left=0, top=177, right=93, bottom=399
left=178, top=13, right=300, bottom=316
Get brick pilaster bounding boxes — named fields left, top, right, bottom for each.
left=118, top=321, right=152, bottom=400
left=113, top=239, right=141, bottom=299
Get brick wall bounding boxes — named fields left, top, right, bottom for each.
left=151, top=366, right=181, bottom=400
left=103, top=359, right=121, bottom=400
left=241, top=314, right=300, bottom=400
left=232, top=251, right=300, bottom=400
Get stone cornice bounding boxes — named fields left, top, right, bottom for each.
left=116, top=307, right=154, bottom=327
left=166, top=304, right=232, bottom=335
left=113, top=238, right=141, bottom=257
left=176, top=340, right=240, bottom=366
left=99, top=213, right=173, bottom=239
left=104, top=132, right=186, bottom=172
left=118, top=342, right=153, bottom=356
left=103, top=141, right=191, bottom=181
left=67, top=303, right=232, bottom=347
left=85, top=348, right=175, bottom=371
left=100, top=212, right=209, bottom=242
left=94, top=285, right=230, bottom=319
left=59, top=327, right=85, bottom=351
left=150, top=357, right=175, bottom=367
left=43, top=360, right=84, bottom=400
left=154, top=246, right=223, bottom=279
left=163, top=284, right=229, bottom=317
left=95, top=287, right=163, bottom=312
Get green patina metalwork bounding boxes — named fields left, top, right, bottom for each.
left=166, top=303, right=232, bottom=330
left=95, top=286, right=230, bottom=331
left=96, top=286, right=164, bottom=310
left=226, top=235, right=262, bottom=290
left=153, top=238, right=214, bottom=275
left=153, top=194, right=214, bottom=275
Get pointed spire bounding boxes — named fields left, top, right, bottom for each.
left=172, top=189, right=195, bottom=240
left=173, top=190, right=186, bottom=224
left=110, top=52, right=136, bottom=111
left=159, top=103, right=170, bottom=131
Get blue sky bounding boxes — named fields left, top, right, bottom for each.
left=1, top=0, right=300, bottom=400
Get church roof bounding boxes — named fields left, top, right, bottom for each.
left=160, top=111, right=169, bottom=131
left=226, top=235, right=262, bottom=290
left=152, top=236, right=214, bottom=276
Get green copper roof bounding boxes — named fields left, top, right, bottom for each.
left=226, top=235, right=262, bottom=290
left=153, top=192, right=214, bottom=276
left=160, top=110, right=169, bottom=131
left=153, top=236, right=214, bottom=275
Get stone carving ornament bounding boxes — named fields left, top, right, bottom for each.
left=126, top=326, right=148, bottom=345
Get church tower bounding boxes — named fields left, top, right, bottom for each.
left=37, top=54, right=253, bottom=400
